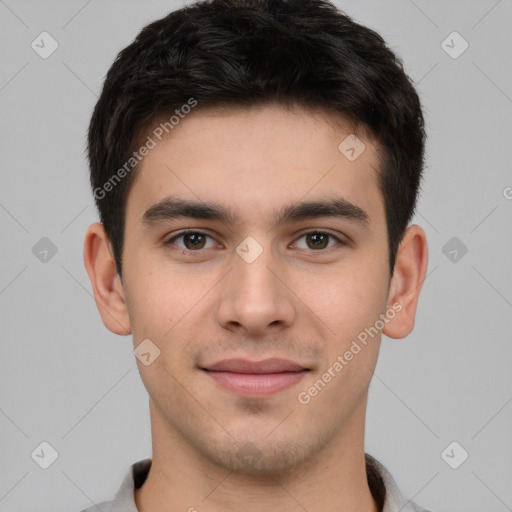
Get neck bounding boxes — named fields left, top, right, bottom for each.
left=135, top=399, right=379, bottom=512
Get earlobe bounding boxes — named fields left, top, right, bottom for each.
left=383, top=224, right=429, bottom=340
left=83, top=222, right=132, bottom=335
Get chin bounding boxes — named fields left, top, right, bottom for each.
left=199, top=431, right=325, bottom=477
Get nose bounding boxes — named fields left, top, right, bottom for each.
left=216, top=242, right=296, bottom=336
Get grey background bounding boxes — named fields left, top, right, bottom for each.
left=0, top=0, right=511, bottom=511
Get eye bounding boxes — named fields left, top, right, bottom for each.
left=293, top=231, right=343, bottom=250
left=165, top=231, right=219, bottom=251
left=164, top=230, right=345, bottom=252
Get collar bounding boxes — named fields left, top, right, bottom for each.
left=100, top=454, right=429, bottom=512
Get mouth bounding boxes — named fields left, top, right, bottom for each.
left=200, top=358, right=310, bottom=398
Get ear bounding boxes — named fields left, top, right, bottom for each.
left=383, top=224, right=428, bottom=339
left=83, top=222, right=132, bottom=335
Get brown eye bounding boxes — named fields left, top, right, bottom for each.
left=182, top=233, right=206, bottom=250
left=306, top=233, right=329, bottom=249
left=294, top=232, right=342, bottom=251
left=166, top=231, right=217, bottom=251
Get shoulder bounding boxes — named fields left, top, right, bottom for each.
left=76, top=458, right=151, bottom=512
left=365, top=453, right=433, bottom=512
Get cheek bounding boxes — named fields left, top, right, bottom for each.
left=303, top=260, right=387, bottom=340
left=123, top=265, right=175, bottom=340
left=125, top=265, right=213, bottom=359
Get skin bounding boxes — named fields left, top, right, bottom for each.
left=84, top=102, right=428, bottom=512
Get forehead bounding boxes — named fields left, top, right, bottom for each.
left=125, top=103, right=385, bottom=230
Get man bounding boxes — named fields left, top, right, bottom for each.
left=82, top=0, right=430, bottom=510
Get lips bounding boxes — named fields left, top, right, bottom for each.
left=201, top=358, right=309, bottom=398
left=204, top=358, right=307, bottom=374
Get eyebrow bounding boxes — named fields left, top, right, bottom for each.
left=141, top=195, right=370, bottom=229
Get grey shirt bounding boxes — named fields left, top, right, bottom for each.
left=80, top=454, right=431, bottom=512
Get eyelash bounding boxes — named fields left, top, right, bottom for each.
left=164, top=230, right=346, bottom=252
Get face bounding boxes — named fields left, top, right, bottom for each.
left=115, top=103, right=396, bottom=474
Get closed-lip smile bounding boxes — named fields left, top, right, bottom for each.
left=201, top=358, right=310, bottom=398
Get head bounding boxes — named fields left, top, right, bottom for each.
left=84, top=0, right=428, bottom=475
left=88, top=0, right=426, bottom=280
